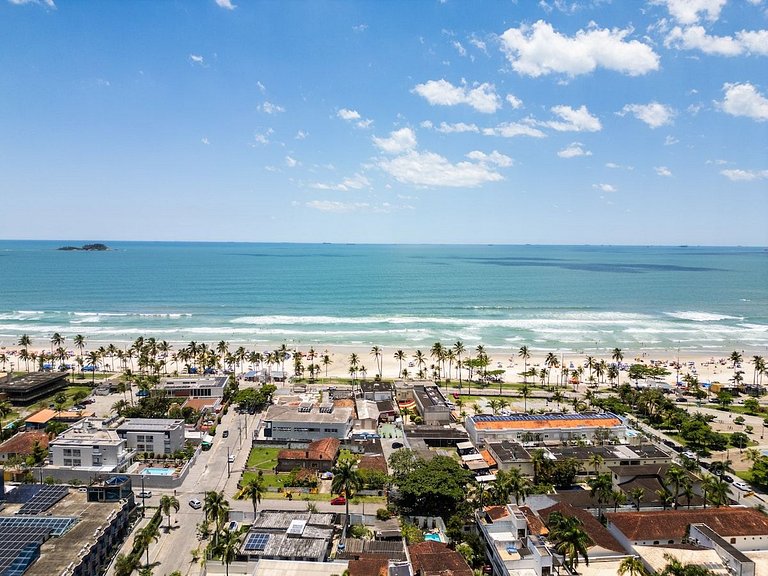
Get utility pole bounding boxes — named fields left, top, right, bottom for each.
left=227, top=447, right=231, bottom=478
left=140, top=474, right=146, bottom=517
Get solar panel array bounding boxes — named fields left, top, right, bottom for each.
left=0, top=516, right=78, bottom=536
left=18, top=485, right=69, bottom=515
left=472, top=412, right=616, bottom=422
left=0, top=516, right=78, bottom=576
left=3, top=485, right=44, bottom=505
left=243, top=532, right=271, bottom=552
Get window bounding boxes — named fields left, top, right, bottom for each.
left=72, top=459, right=81, bottom=467
left=63, top=449, right=72, bottom=456
left=730, top=538, right=736, bottom=544
left=64, top=458, right=72, bottom=466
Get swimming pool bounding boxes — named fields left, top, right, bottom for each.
left=142, top=467, right=175, bottom=476
left=424, top=533, right=442, bottom=542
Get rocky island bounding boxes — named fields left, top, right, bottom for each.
left=57, top=243, right=110, bottom=251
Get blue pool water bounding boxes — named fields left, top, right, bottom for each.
left=424, top=533, right=442, bottom=542
left=142, top=467, right=175, bottom=476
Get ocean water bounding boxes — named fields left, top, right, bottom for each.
left=0, top=241, right=766, bottom=354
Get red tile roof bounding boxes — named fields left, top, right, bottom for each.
left=0, top=431, right=49, bottom=456
left=409, top=541, right=473, bottom=576
left=480, top=449, right=497, bottom=468
left=520, top=506, right=548, bottom=536
left=541, top=502, right=626, bottom=553
left=484, top=505, right=511, bottom=521
left=278, top=437, right=340, bottom=462
left=359, top=454, right=388, bottom=474
left=348, top=554, right=389, bottom=576
left=606, top=508, right=768, bottom=541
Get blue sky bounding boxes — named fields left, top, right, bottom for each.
left=1, top=0, right=766, bottom=245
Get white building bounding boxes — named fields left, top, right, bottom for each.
left=157, top=376, right=228, bottom=398
left=49, top=418, right=134, bottom=473
left=116, top=418, right=185, bottom=455
left=262, top=403, right=353, bottom=441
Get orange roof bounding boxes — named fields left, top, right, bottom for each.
left=279, top=437, right=341, bottom=462
left=480, top=449, right=497, bottom=468
left=0, top=431, right=49, bottom=455
left=25, top=408, right=95, bottom=424
left=474, top=417, right=621, bottom=430
left=182, top=397, right=219, bottom=411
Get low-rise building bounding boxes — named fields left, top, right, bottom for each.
left=116, top=418, right=185, bottom=455
left=263, top=403, right=353, bottom=441
left=359, top=381, right=394, bottom=402
left=276, top=438, right=340, bottom=472
left=409, top=541, right=473, bottom=576
left=0, top=430, right=49, bottom=462
left=412, top=385, right=452, bottom=425
left=465, top=412, right=626, bottom=445
left=25, top=408, right=96, bottom=430
left=240, top=511, right=336, bottom=562
left=157, top=375, right=228, bottom=398
left=0, top=372, right=69, bottom=405
left=49, top=418, right=133, bottom=473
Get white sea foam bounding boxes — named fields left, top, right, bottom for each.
left=665, top=311, right=744, bottom=322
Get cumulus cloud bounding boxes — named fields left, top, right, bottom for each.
left=720, top=168, right=768, bottom=181
left=337, top=108, right=373, bottom=128
left=435, top=122, right=480, bottom=133
left=412, top=79, right=501, bottom=113
left=652, top=0, right=727, bottom=24
left=665, top=26, right=768, bottom=56
left=8, top=0, right=55, bottom=6
left=189, top=54, right=206, bottom=66
left=260, top=101, right=285, bottom=114
left=201, top=137, right=210, bottom=145
left=378, top=150, right=508, bottom=187
left=295, top=130, right=308, bottom=140
left=285, top=156, right=298, bottom=168
left=256, top=81, right=266, bottom=94
left=251, top=128, right=274, bottom=146
left=452, top=41, right=467, bottom=56
left=719, top=82, right=768, bottom=121
left=619, top=102, right=675, bottom=128
left=372, top=127, right=418, bottom=154
left=310, top=173, right=371, bottom=191
left=665, top=135, right=679, bottom=145
left=305, top=200, right=376, bottom=213
left=506, top=94, right=524, bottom=109
left=593, top=183, right=617, bottom=192
left=545, top=105, right=602, bottom=132
left=499, top=20, right=659, bottom=77
left=483, top=122, right=547, bottom=138
left=557, top=142, right=593, bottom=158
left=352, top=24, right=368, bottom=33
left=465, top=150, right=514, bottom=167
left=214, top=0, right=236, bottom=9
left=606, top=162, right=634, bottom=170
left=655, top=166, right=673, bottom=176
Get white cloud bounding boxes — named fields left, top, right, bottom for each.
left=506, top=94, right=524, bottom=109
left=619, top=102, right=675, bottom=128
left=251, top=128, right=274, bottom=145
left=469, top=37, right=488, bottom=54
left=201, top=137, right=210, bottom=145
left=378, top=150, right=508, bottom=187
left=465, top=150, right=514, bottom=167
left=435, top=122, right=480, bottom=133
left=352, top=24, right=368, bottom=33
left=558, top=142, right=593, bottom=158
left=483, top=122, right=547, bottom=138
left=499, top=20, right=659, bottom=77
left=256, top=81, right=266, bottom=94
left=720, top=168, right=768, bottom=181
left=215, top=0, right=237, bottom=9
left=606, top=162, right=634, bottom=170
left=338, top=108, right=361, bottom=121
left=665, top=135, right=679, bottom=145
left=189, top=54, right=205, bottom=66
left=652, top=0, right=727, bottom=24
left=452, top=41, right=467, bottom=56
left=310, top=173, right=371, bottom=191
left=412, top=79, right=501, bottom=113
left=593, top=183, right=617, bottom=192
left=546, top=105, right=602, bottom=132
left=665, top=26, right=768, bottom=56
left=285, top=156, right=298, bottom=168
left=295, top=130, right=308, bottom=140
left=260, top=101, right=285, bottom=114
left=372, top=127, right=418, bottom=154
left=719, top=82, right=768, bottom=121
left=8, top=0, right=55, bottom=7
left=305, top=200, right=374, bottom=213
left=655, top=166, right=673, bottom=176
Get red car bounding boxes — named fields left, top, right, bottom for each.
left=452, top=392, right=460, bottom=399
left=330, top=496, right=346, bottom=505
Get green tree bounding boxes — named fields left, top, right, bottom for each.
left=619, top=556, right=647, bottom=576
left=237, top=473, right=265, bottom=517
left=332, top=457, right=363, bottom=536
left=159, top=494, right=180, bottom=530
left=213, top=529, right=242, bottom=576
left=114, top=553, right=139, bottom=576
left=388, top=448, right=421, bottom=483
left=547, top=511, right=590, bottom=571
left=204, top=491, right=230, bottom=545
left=396, top=455, right=474, bottom=518
left=630, top=487, right=645, bottom=511
left=519, top=346, right=531, bottom=383
left=661, top=553, right=717, bottom=576
left=665, top=465, right=689, bottom=509
left=134, top=523, right=160, bottom=567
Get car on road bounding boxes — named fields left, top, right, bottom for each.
left=733, top=481, right=751, bottom=491
left=722, top=475, right=735, bottom=483
left=222, top=430, right=229, bottom=438
left=682, top=451, right=697, bottom=459
left=330, top=496, right=346, bottom=505
left=392, top=442, right=404, bottom=449
left=228, top=454, right=235, bottom=463
left=189, top=498, right=202, bottom=509
left=676, top=397, right=687, bottom=403
left=138, top=490, right=152, bottom=498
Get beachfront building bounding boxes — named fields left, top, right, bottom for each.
left=115, top=418, right=185, bottom=455
left=359, top=381, right=394, bottom=402
left=262, top=403, right=353, bottom=442
left=0, top=371, right=69, bottom=405
left=464, top=412, right=626, bottom=445
left=156, top=375, right=228, bottom=398
left=406, top=384, right=452, bottom=425
left=49, top=418, right=134, bottom=473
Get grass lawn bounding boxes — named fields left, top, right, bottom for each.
left=241, top=470, right=284, bottom=489
left=246, top=447, right=280, bottom=470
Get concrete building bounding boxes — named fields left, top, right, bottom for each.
left=262, top=403, right=353, bottom=442
left=465, top=412, right=626, bottom=445
left=115, top=418, right=185, bottom=455
left=359, top=381, right=394, bottom=402
left=240, top=510, right=336, bottom=562
left=25, top=408, right=97, bottom=430
left=0, top=372, right=69, bottom=405
left=49, top=418, right=134, bottom=473
left=412, top=385, right=452, bottom=425
left=157, top=375, right=228, bottom=398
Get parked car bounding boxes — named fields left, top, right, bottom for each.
left=138, top=490, right=152, bottom=498
left=222, top=430, right=229, bottom=438
left=676, top=397, right=687, bottom=403
left=683, top=451, right=697, bottom=459
left=228, top=521, right=238, bottom=532
left=733, top=481, right=751, bottom=491
left=392, top=442, right=404, bottom=449
left=81, top=398, right=95, bottom=404
left=189, top=498, right=203, bottom=509
left=136, top=389, right=149, bottom=397
left=330, top=496, right=346, bottom=505
left=722, top=475, right=735, bottom=483
left=228, top=454, right=235, bottom=463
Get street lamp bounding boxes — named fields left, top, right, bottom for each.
left=227, top=447, right=231, bottom=478
left=140, top=473, right=146, bottom=517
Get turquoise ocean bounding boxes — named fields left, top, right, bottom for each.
left=0, top=241, right=766, bottom=354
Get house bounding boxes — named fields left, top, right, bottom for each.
left=276, top=438, right=341, bottom=472
left=464, top=412, right=626, bottom=445
left=411, top=386, right=452, bottom=425
left=262, top=403, right=353, bottom=441
left=115, top=418, right=185, bottom=455
left=157, top=375, right=228, bottom=398
left=409, top=541, right=473, bottom=576
left=608, top=464, right=705, bottom=508
left=240, top=510, right=336, bottom=562
left=359, top=382, right=394, bottom=402
left=25, top=408, right=96, bottom=430
left=0, top=430, right=49, bottom=462
left=0, top=372, right=69, bottom=405
left=48, top=418, right=134, bottom=473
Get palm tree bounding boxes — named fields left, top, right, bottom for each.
left=0, top=401, right=13, bottom=430
left=730, top=350, right=743, bottom=368
left=619, top=556, right=647, bottom=576
left=213, top=528, right=242, bottom=576
left=453, top=341, right=465, bottom=388
left=331, top=457, right=362, bottom=537
left=660, top=553, right=718, bottom=576
left=612, top=348, right=623, bottom=386
left=518, top=346, right=530, bottom=383
left=394, top=350, right=405, bottom=379
left=630, top=487, right=645, bottom=511
left=237, top=474, right=265, bottom=518
left=204, top=491, right=230, bottom=545
left=519, top=383, right=531, bottom=412
left=114, top=553, right=139, bottom=576
left=413, top=350, right=426, bottom=376
left=587, top=473, right=613, bottom=519
left=322, top=353, right=332, bottom=380
left=587, top=454, right=604, bottom=476
left=547, top=512, right=590, bottom=571
left=160, top=494, right=180, bottom=530
left=544, top=352, right=558, bottom=388
left=611, top=490, right=627, bottom=512
left=701, top=475, right=729, bottom=508
left=665, top=465, right=688, bottom=509
left=18, top=334, right=31, bottom=371
left=370, top=346, right=382, bottom=378
left=134, top=523, right=160, bottom=567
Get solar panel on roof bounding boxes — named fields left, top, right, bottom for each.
left=243, top=532, right=271, bottom=552
left=18, top=485, right=68, bottom=515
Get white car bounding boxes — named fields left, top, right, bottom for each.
left=682, top=451, right=697, bottom=459
left=189, top=498, right=203, bottom=509
left=228, top=454, right=235, bottom=463
left=733, top=481, right=751, bottom=491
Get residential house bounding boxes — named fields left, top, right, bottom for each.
left=0, top=430, right=49, bottom=463
left=115, top=418, right=185, bottom=455
left=48, top=418, right=133, bottom=473
left=408, top=541, right=473, bottom=576
left=276, top=438, right=340, bottom=472
left=263, top=403, right=353, bottom=441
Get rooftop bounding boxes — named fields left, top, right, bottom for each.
left=264, top=404, right=353, bottom=425
left=0, top=372, right=68, bottom=392
left=409, top=541, right=473, bottom=576
left=278, top=438, right=341, bottom=462
left=486, top=441, right=531, bottom=463
left=471, top=412, right=623, bottom=431
left=633, top=545, right=728, bottom=576
left=606, top=508, right=768, bottom=541
left=25, top=409, right=95, bottom=425
left=252, top=559, right=349, bottom=576
left=359, top=381, right=393, bottom=393
left=116, top=418, right=184, bottom=431
left=540, top=502, right=626, bottom=553
left=0, top=430, right=49, bottom=455
left=51, top=420, right=124, bottom=446
left=159, top=376, right=228, bottom=388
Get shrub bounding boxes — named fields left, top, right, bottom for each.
left=375, top=508, right=392, bottom=521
